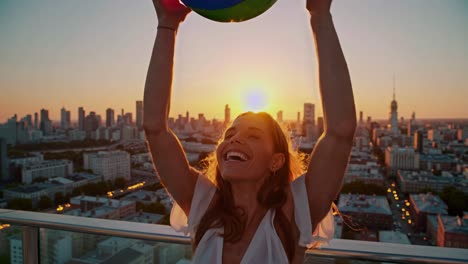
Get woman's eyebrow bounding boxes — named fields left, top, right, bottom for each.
left=248, top=127, right=265, bottom=133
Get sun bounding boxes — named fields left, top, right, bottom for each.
left=242, top=87, right=269, bottom=113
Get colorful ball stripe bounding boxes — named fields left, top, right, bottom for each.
left=182, top=0, right=277, bottom=23
left=180, top=0, right=244, bottom=10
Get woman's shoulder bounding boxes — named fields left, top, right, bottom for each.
left=287, top=173, right=335, bottom=249
left=171, top=173, right=217, bottom=236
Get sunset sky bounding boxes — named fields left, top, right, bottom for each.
left=1, top=0, right=467, bottom=122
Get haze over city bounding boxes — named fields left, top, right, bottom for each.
left=1, top=0, right=468, bottom=121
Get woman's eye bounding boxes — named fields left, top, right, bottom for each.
left=224, top=134, right=233, bottom=139
left=248, top=134, right=260, bottom=139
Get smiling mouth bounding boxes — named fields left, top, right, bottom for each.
left=224, top=151, right=249, bottom=162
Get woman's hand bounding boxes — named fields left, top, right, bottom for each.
left=306, top=0, right=332, bottom=15
left=153, top=0, right=191, bottom=29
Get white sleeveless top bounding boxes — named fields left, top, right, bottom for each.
left=170, top=174, right=334, bottom=263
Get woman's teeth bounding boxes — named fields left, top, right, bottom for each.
left=226, top=151, right=248, bottom=161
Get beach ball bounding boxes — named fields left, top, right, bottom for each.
left=181, top=0, right=277, bottom=22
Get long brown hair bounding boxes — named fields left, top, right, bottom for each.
left=194, top=112, right=306, bottom=262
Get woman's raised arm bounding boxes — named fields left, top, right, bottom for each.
left=304, top=0, right=357, bottom=231
left=143, top=0, right=197, bottom=216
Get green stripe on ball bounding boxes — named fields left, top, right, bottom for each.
left=193, top=0, right=277, bottom=23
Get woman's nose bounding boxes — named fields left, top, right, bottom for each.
left=229, top=134, right=244, bottom=144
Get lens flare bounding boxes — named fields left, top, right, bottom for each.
left=242, top=88, right=268, bottom=112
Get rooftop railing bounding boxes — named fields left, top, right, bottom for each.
left=0, top=209, right=467, bottom=264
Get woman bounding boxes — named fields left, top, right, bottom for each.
left=143, top=0, right=356, bottom=263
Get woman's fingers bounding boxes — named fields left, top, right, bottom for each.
left=153, top=0, right=191, bottom=27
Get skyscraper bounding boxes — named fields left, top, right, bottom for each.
left=60, top=108, right=66, bottom=129
left=84, top=112, right=99, bottom=134
left=0, top=138, right=9, bottom=182
left=296, top=112, right=301, bottom=134
left=276, top=110, right=283, bottom=123
left=406, top=112, right=415, bottom=137
left=34, top=112, right=38, bottom=130
left=16, top=119, right=30, bottom=144
left=60, top=107, right=71, bottom=130
left=414, top=130, right=423, bottom=153
left=40, top=109, right=52, bottom=135
left=96, top=115, right=102, bottom=127
left=407, top=119, right=413, bottom=137
left=359, top=111, right=363, bottom=124
left=198, top=113, right=205, bottom=122
left=224, top=104, right=231, bottom=125
left=303, top=103, right=315, bottom=126
left=124, top=113, right=133, bottom=125
left=23, top=115, right=33, bottom=128
left=0, top=116, right=17, bottom=145
left=197, top=113, right=206, bottom=131
left=389, top=77, right=399, bottom=135
left=78, top=107, right=85, bottom=131
left=66, top=111, right=71, bottom=129
left=40, top=109, right=47, bottom=123
left=106, top=108, right=115, bottom=128
left=136, top=101, right=143, bottom=129
left=303, top=103, right=316, bottom=142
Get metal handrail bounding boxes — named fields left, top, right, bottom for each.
left=0, top=209, right=467, bottom=264
left=0, top=209, right=189, bottom=244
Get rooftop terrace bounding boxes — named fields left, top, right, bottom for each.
left=1, top=209, right=467, bottom=263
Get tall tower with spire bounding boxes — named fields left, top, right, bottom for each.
left=224, top=104, right=231, bottom=126
left=389, top=75, right=399, bottom=135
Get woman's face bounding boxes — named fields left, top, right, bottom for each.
left=216, top=114, right=276, bottom=183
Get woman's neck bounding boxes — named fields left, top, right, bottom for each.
left=230, top=180, right=266, bottom=223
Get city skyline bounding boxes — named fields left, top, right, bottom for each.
left=3, top=101, right=468, bottom=125
left=1, top=0, right=467, bottom=121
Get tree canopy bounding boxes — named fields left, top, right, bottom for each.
left=439, top=186, right=468, bottom=216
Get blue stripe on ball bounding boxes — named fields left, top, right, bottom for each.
left=181, top=0, right=244, bottom=10
left=191, top=0, right=277, bottom=23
